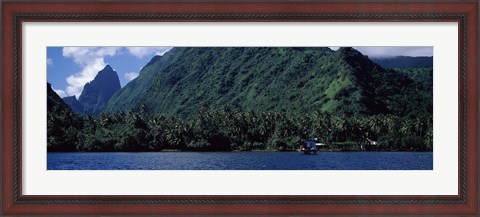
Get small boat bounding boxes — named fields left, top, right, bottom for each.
left=299, top=140, right=317, bottom=155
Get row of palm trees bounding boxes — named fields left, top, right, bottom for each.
left=47, top=104, right=433, bottom=152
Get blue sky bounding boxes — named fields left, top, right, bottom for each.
left=47, top=47, right=172, bottom=98
left=47, top=46, right=432, bottom=99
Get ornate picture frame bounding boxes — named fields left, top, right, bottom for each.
left=2, top=1, right=478, bottom=215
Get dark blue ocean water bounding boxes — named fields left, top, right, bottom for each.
left=47, top=151, right=432, bottom=170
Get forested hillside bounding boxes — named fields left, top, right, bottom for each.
left=47, top=83, right=78, bottom=151
left=104, top=47, right=431, bottom=119
left=49, top=47, right=433, bottom=152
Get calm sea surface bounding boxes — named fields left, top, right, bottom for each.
left=47, top=151, right=432, bottom=170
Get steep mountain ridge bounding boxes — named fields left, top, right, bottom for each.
left=103, top=47, right=431, bottom=119
left=47, top=83, right=71, bottom=113
left=79, top=65, right=121, bottom=115
left=104, top=48, right=184, bottom=113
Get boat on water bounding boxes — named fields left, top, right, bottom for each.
left=299, top=140, right=317, bottom=155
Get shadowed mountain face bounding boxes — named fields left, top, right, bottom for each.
left=79, top=65, right=121, bottom=115
left=62, top=96, right=84, bottom=114
left=47, top=83, right=71, bottom=113
left=47, top=82, right=77, bottom=152
left=103, top=47, right=432, bottom=119
left=62, top=65, right=121, bottom=116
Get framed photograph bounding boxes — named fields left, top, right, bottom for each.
left=2, top=0, right=478, bottom=215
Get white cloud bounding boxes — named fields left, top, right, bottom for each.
left=124, top=72, right=139, bottom=81
left=55, top=47, right=173, bottom=98
left=126, top=47, right=172, bottom=58
left=47, top=58, right=53, bottom=66
left=62, top=47, right=121, bottom=97
left=53, top=88, right=67, bottom=98
left=65, top=58, right=107, bottom=98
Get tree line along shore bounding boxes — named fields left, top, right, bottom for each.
left=48, top=103, right=432, bottom=152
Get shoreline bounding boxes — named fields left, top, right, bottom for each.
left=47, top=149, right=433, bottom=153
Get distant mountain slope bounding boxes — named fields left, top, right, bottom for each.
left=104, top=47, right=432, bottom=119
left=370, top=56, right=433, bottom=69
left=62, top=96, right=84, bottom=113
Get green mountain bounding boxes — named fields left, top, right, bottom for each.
left=104, top=47, right=432, bottom=119
left=47, top=82, right=80, bottom=151
left=103, top=49, right=183, bottom=114
left=47, top=48, right=434, bottom=152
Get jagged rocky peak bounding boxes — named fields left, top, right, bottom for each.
left=89, top=65, right=118, bottom=84
left=73, top=65, right=121, bottom=115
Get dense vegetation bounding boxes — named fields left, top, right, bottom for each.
left=105, top=47, right=431, bottom=119
left=48, top=102, right=432, bottom=152
left=48, top=47, right=433, bottom=152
